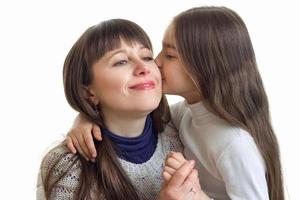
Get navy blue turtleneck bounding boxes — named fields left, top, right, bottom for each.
left=101, top=115, right=158, bottom=164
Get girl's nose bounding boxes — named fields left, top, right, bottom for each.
left=155, top=52, right=162, bottom=68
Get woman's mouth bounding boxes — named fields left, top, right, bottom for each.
left=129, top=81, right=155, bottom=90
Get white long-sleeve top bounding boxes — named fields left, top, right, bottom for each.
left=170, top=101, right=269, bottom=200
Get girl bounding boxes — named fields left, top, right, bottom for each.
left=67, top=6, right=284, bottom=200
left=37, top=19, right=207, bottom=200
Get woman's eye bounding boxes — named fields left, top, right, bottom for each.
left=113, top=60, right=127, bottom=66
left=143, top=56, right=154, bottom=61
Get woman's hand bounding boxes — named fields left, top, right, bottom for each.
left=65, top=113, right=102, bottom=161
left=160, top=160, right=207, bottom=200
left=161, top=152, right=211, bottom=200
left=163, top=152, right=187, bottom=183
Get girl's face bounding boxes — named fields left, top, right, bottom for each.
left=155, top=23, right=200, bottom=102
left=87, top=39, right=162, bottom=117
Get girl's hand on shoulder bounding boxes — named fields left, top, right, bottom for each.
left=65, top=113, right=102, bottom=161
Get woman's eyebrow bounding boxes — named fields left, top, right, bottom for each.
left=106, top=49, right=127, bottom=59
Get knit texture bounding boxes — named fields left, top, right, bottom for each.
left=36, top=124, right=182, bottom=200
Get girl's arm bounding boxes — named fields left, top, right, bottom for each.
left=169, top=101, right=186, bottom=130
left=217, top=135, right=269, bottom=199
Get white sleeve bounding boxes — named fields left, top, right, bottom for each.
left=169, top=101, right=185, bottom=130
left=216, top=135, right=269, bottom=200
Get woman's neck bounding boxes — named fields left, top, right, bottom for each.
left=102, top=111, right=148, bottom=138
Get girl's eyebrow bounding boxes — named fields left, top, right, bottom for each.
left=163, top=42, right=176, bottom=50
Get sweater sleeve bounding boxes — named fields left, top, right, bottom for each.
left=37, top=145, right=81, bottom=200
left=216, top=134, right=269, bottom=200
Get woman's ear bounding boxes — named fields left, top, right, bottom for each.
left=82, top=86, right=99, bottom=105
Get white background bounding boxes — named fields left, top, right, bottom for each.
left=1, top=0, right=299, bottom=199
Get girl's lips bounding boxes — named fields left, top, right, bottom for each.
left=129, top=81, right=155, bottom=90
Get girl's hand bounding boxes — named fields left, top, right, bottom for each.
left=66, top=113, right=102, bottom=161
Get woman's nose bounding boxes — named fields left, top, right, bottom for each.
left=133, top=60, right=150, bottom=76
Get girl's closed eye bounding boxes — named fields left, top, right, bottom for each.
left=165, top=54, right=176, bottom=59
left=164, top=49, right=177, bottom=60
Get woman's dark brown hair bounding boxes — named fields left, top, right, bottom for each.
left=173, top=6, right=284, bottom=200
left=42, top=19, right=170, bottom=200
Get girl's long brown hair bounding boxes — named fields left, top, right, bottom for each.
left=173, top=7, right=284, bottom=200
left=42, top=19, right=170, bottom=200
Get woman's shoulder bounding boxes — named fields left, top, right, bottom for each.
left=39, top=143, right=82, bottom=197
left=41, top=144, right=81, bottom=173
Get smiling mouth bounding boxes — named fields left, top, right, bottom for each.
left=129, top=82, right=155, bottom=90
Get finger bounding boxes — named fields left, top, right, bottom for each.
left=92, top=124, right=102, bottom=141
left=168, top=160, right=195, bottom=188
left=166, top=151, right=175, bottom=159
left=165, top=157, right=182, bottom=170
left=182, top=169, right=203, bottom=200
left=190, top=170, right=202, bottom=193
left=170, top=152, right=186, bottom=164
left=72, top=136, right=89, bottom=161
left=164, top=166, right=176, bottom=176
left=78, top=133, right=93, bottom=161
left=83, top=130, right=97, bottom=158
left=66, top=136, right=77, bottom=154
left=182, top=169, right=199, bottom=193
left=184, top=188, right=196, bottom=200
left=162, top=171, right=172, bottom=184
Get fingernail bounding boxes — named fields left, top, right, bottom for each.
left=189, top=160, right=195, bottom=166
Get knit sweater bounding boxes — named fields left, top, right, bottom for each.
left=36, top=123, right=182, bottom=200
left=170, top=101, right=269, bottom=200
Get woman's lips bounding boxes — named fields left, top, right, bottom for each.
left=129, top=81, right=155, bottom=90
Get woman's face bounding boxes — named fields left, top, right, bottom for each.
left=87, top=39, right=162, bottom=117
left=155, top=23, right=199, bottom=101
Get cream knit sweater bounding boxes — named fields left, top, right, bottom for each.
left=36, top=124, right=183, bottom=200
